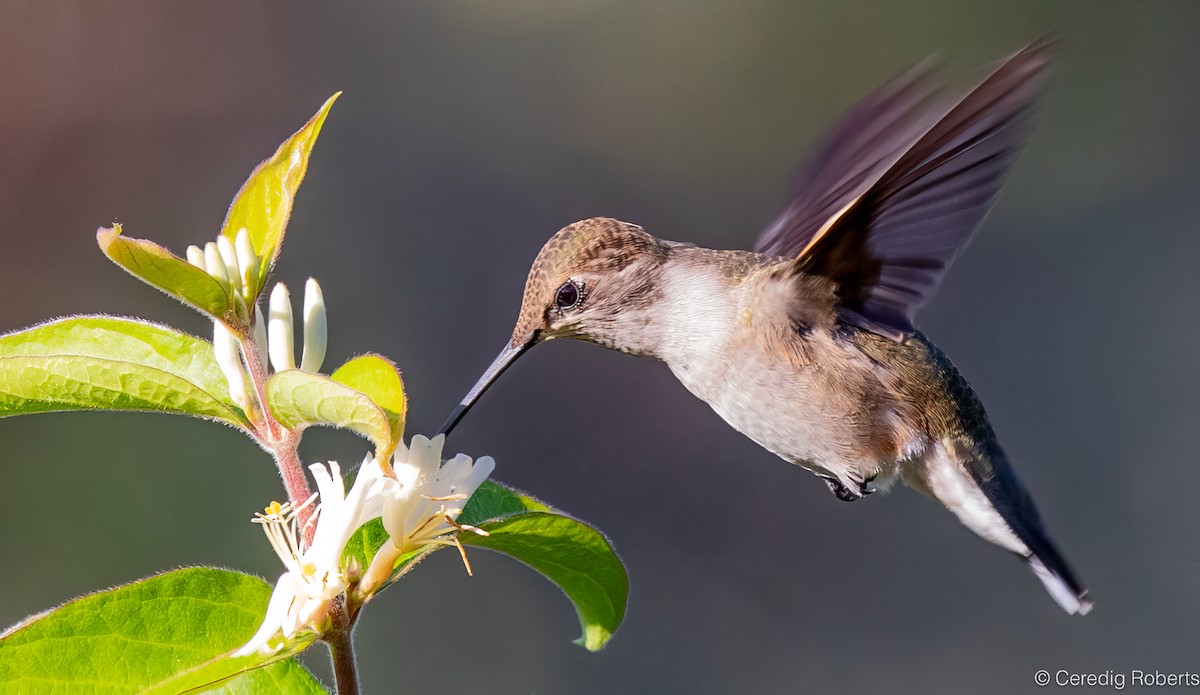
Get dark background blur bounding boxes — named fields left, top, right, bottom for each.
left=2, top=2, right=1198, bottom=693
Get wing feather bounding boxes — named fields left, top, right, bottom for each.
left=757, top=39, right=1055, bottom=340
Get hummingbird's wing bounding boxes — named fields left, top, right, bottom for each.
left=755, top=40, right=1054, bottom=340
left=754, top=58, right=945, bottom=260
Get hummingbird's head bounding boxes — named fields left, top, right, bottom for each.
left=513, top=217, right=669, bottom=346
left=441, top=217, right=669, bottom=434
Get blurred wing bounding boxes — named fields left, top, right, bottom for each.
left=759, top=39, right=1054, bottom=340
left=754, top=58, right=945, bottom=258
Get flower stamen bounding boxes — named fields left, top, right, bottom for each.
left=452, top=534, right=474, bottom=576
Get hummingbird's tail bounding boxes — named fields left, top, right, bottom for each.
left=908, top=437, right=1093, bottom=615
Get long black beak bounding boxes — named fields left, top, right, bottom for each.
left=439, top=333, right=536, bottom=436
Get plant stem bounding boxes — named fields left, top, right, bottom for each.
left=273, top=434, right=317, bottom=540
left=326, top=599, right=360, bottom=695
left=238, top=330, right=316, bottom=539
left=238, top=330, right=276, bottom=437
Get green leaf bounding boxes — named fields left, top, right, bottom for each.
left=0, top=568, right=322, bottom=694
left=0, top=314, right=248, bottom=426
left=266, top=368, right=391, bottom=452
left=340, top=481, right=542, bottom=575
left=342, top=517, right=392, bottom=573
left=209, top=659, right=327, bottom=694
left=459, top=480, right=552, bottom=524
left=0, top=354, right=246, bottom=425
left=0, top=315, right=234, bottom=404
left=220, top=93, right=339, bottom=298
left=463, top=511, right=628, bottom=652
left=331, top=354, right=407, bottom=455
left=341, top=480, right=627, bottom=652
left=98, top=224, right=240, bottom=326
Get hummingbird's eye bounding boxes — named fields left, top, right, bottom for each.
left=554, top=280, right=582, bottom=311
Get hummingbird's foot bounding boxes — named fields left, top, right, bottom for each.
left=820, top=475, right=876, bottom=502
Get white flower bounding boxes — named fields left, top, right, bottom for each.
left=236, top=438, right=495, bottom=653
left=385, top=434, right=494, bottom=550
left=234, top=458, right=389, bottom=657
left=362, top=434, right=495, bottom=591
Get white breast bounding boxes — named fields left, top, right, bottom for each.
left=650, top=260, right=898, bottom=484
left=653, top=261, right=741, bottom=396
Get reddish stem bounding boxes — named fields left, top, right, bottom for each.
left=239, top=329, right=316, bottom=541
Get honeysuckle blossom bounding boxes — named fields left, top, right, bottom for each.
left=236, top=437, right=495, bottom=655
left=233, top=459, right=389, bottom=657
left=363, top=434, right=495, bottom=592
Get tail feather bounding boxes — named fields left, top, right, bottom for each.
left=1029, top=555, right=1093, bottom=615
left=967, top=437, right=1092, bottom=615
left=914, top=437, right=1092, bottom=614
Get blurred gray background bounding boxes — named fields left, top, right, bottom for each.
left=2, top=2, right=1198, bottom=693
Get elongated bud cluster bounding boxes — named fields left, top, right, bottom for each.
left=267, top=279, right=327, bottom=374
left=186, top=228, right=260, bottom=321
left=186, top=226, right=328, bottom=418
left=208, top=278, right=328, bottom=418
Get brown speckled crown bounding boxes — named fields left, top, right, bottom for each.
left=512, top=217, right=665, bottom=344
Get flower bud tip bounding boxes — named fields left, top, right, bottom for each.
left=300, top=278, right=327, bottom=373
left=268, top=283, right=296, bottom=372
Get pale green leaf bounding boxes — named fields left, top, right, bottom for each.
left=97, top=225, right=239, bottom=326
left=207, top=659, right=327, bottom=694
left=220, top=94, right=339, bottom=298
left=0, top=315, right=233, bottom=406
left=0, top=568, right=320, bottom=694
left=331, top=353, right=407, bottom=455
left=266, top=368, right=391, bottom=452
left=0, top=354, right=245, bottom=425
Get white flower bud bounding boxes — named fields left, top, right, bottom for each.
left=235, top=228, right=258, bottom=292
left=217, top=236, right=240, bottom=285
left=268, top=283, right=296, bottom=372
left=300, top=278, right=327, bottom=373
left=254, top=304, right=269, bottom=371
left=213, top=322, right=250, bottom=411
left=204, top=242, right=231, bottom=285
left=185, top=245, right=206, bottom=270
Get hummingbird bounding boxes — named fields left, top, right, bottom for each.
left=441, top=39, right=1092, bottom=615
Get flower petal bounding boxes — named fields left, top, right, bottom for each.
left=464, top=455, right=496, bottom=493
left=233, top=572, right=297, bottom=657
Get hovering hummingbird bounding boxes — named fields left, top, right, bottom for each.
left=442, top=39, right=1092, bottom=614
